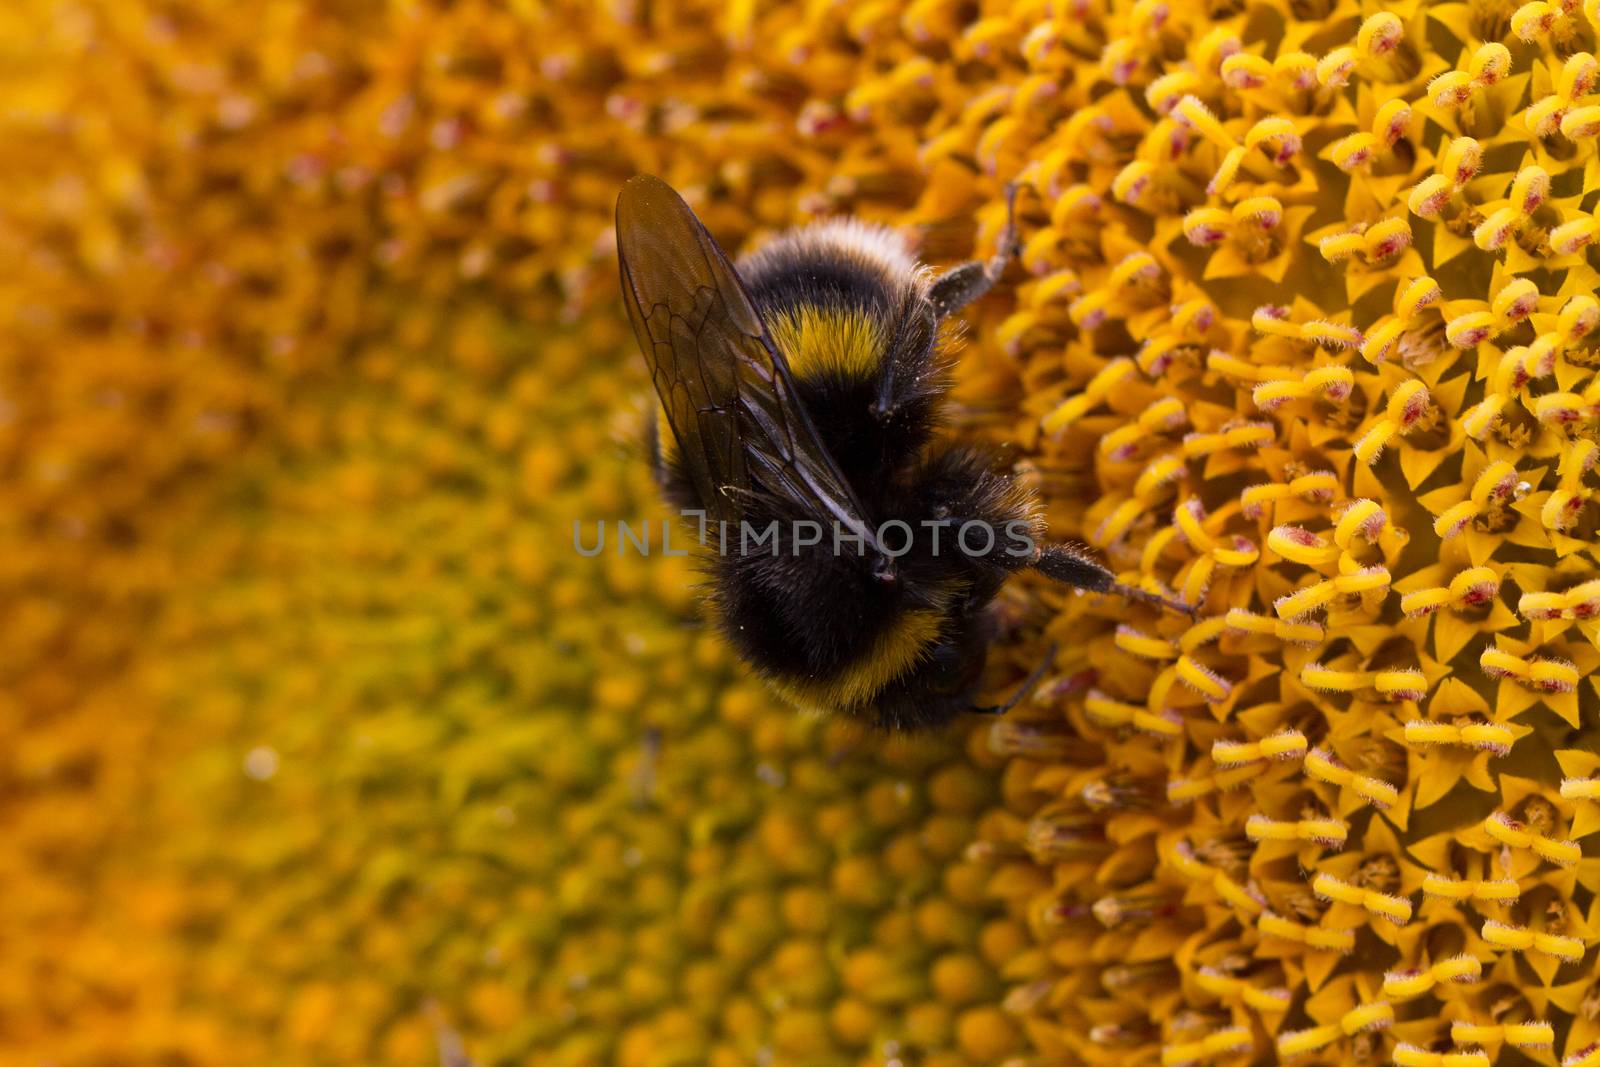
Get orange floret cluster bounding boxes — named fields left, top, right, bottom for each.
left=974, top=0, right=1600, bottom=1063
left=7, top=0, right=1600, bottom=1065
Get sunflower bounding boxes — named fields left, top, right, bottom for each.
left=6, top=1, right=1600, bottom=1065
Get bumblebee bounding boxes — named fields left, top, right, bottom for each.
left=616, top=175, right=1188, bottom=731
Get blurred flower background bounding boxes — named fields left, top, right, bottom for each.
left=7, top=0, right=1600, bottom=1066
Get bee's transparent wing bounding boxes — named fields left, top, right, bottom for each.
left=616, top=175, right=883, bottom=555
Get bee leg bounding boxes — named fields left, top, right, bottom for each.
left=1033, top=544, right=1196, bottom=617
left=970, top=641, right=1058, bottom=716
left=877, top=185, right=1027, bottom=420
left=930, top=181, right=1024, bottom=319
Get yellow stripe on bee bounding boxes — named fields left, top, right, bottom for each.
left=772, top=602, right=946, bottom=713
left=766, top=305, right=885, bottom=381
left=655, top=405, right=677, bottom=465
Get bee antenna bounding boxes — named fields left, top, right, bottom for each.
left=1032, top=544, right=1196, bottom=618
left=970, top=642, right=1058, bottom=717
left=1108, top=580, right=1198, bottom=619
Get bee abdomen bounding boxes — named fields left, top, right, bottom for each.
left=739, top=218, right=926, bottom=315
left=737, top=219, right=931, bottom=383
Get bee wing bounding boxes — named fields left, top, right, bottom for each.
left=616, top=175, right=883, bottom=553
